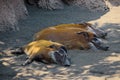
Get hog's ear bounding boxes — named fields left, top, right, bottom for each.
left=76, top=32, right=89, bottom=41
left=80, top=22, right=91, bottom=26
left=82, top=22, right=87, bottom=25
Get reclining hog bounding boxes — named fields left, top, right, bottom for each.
left=11, top=40, right=71, bottom=66
left=34, top=27, right=108, bottom=51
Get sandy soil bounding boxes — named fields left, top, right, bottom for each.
left=0, top=4, right=120, bottom=80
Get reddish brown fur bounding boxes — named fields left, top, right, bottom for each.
left=54, top=23, right=92, bottom=30
left=23, top=40, right=64, bottom=63
left=34, top=26, right=95, bottom=50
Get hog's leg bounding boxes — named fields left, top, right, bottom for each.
left=22, top=58, right=34, bottom=66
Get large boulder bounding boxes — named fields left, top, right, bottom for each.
left=1, top=0, right=119, bottom=32
left=108, top=0, right=120, bottom=6
left=64, top=0, right=109, bottom=11
left=0, top=0, right=28, bottom=32
left=32, top=0, right=109, bottom=11
left=38, top=0, right=64, bottom=10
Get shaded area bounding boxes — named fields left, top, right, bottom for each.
left=0, top=60, right=17, bottom=80
left=89, top=61, right=120, bottom=75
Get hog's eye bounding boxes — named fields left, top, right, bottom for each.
left=94, top=34, right=97, bottom=38
left=49, top=45, right=55, bottom=48
left=93, top=38, right=97, bottom=41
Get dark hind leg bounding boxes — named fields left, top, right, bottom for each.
left=10, top=47, right=24, bottom=55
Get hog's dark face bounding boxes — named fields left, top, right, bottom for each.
left=49, top=45, right=71, bottom=66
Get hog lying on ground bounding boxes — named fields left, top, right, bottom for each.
left=34, top=23, right=108, bottom=51
left=11, top=40, right=71, bottom=66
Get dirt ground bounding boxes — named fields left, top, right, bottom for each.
left=0, top=4, right=120, bottom=80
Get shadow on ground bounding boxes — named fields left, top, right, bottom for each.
left=0, top=60, right=17, bottom=80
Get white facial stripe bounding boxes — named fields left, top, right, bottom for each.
left=61, top=48, right=66, bottom=54
left=89, top=42, right=99, bottom=51
left=48, top=51, right=57, bottom=63
left=60, top=48, right=68, bottom=58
